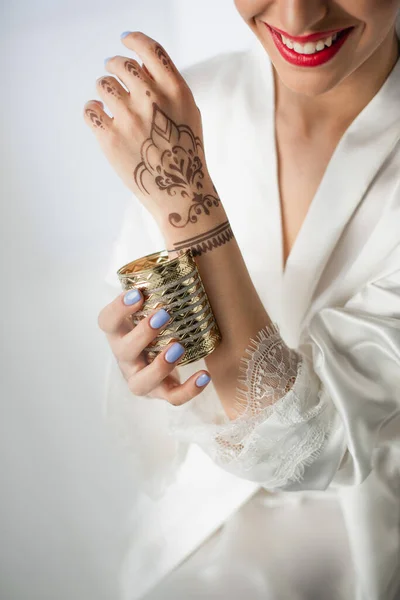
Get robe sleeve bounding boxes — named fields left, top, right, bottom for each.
left=161, top=244, right=400, bottom=493
left=103, top=191, right=400, bottom=495
left=102, top=52, right=400, bottom=494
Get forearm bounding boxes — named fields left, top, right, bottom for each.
left=159, top=207, right=273, bottom=419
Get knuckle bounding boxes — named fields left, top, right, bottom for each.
left=107, top=128, right=123, bottom=149
left=127, top=379, right=143, bottom=396
left=150, top=354, right=171, bottom=379
left=126, top=360, right=142, bottom=379
left=131, top=361, right=143, bottom=376
left=115, top=335, right=136, bottom=362
left=168, top=79, right=187, bottom=99
left=97, top=308, right=109, bottom=332
left=122, top=111, right=144, bottom=138
left=127, top=375, right=147, bottom=397
left=107, top=127, right=123, bottom=151
left=118, top=358, right=139, bottom=381
left=165, top=395, right=181, bottom=407
left=130, top=319, right=155, bottom=348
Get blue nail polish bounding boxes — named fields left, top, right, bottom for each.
left=124, top=289, right=141, bottom=305
left=104, top=56, right=112, bottom=65
left=149, top=309, right=170, bottom=329
left=165, top=343, right=185, bottom=364
left=195, top=373, right=211, bottom=388
left=121, top=31, right=132, bottom=39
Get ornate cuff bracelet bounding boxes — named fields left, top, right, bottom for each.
left=117, top=248, right=222, bottom=366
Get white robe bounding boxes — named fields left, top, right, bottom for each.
left=102, top=31, right=400, bottom=600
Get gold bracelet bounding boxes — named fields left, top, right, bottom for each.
left=117, top=248, right=221, bottom=366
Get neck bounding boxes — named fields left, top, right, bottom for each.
left=274, top=28, right=400, bottom=135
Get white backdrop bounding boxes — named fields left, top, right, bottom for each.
left=0, top=1, right=253, bottom=599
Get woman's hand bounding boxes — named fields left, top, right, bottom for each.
left=83, top=31, right=221, bottom=231
left=97, top=288, right=212, bottom=404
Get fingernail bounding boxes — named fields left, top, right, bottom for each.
left=165, top=342, right=185, bottom=364
left=195, top=373, right=211, bottom=388
left=123, top=289, right=141, bottom=305
left=121, top=31, right=132, bottom=39
left=149, top=309, right=170, bottom=329
left=104, top=56, right=113, bottom=65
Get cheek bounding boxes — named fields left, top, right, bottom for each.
left=340, top=0, right=400, bottom=24
left=336, top=0, right=400, bottom=55
left=234, top=0, right=272, bottom=21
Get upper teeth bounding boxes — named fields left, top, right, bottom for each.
left=281, top=32, right=338, bottom=54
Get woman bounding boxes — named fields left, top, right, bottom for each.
left=84, top=2, right=400, bottom=599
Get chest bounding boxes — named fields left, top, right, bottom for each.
left=275, top=124, right=342, bottom=269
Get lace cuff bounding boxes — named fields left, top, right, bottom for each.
left=166, top=322, right=334, bottom=490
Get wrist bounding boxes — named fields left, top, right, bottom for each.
left=160, top=207, right=231, bottom=256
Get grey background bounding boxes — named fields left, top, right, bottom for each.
left=0, top=1, right=253, bottom=599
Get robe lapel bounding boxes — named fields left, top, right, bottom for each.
left=247, top=39, right=400, bottom=342
left=203, top=41, right=286, bottom=324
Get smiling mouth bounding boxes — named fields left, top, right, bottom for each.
left=264, top=23, right=354, bottom=67
left=270, top=26, right=352, bottom=54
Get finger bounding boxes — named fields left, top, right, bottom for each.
left=83, top=100, right=113, bottom=132
left=119, top=361, right=181, bottom=395
left=165, top=370, right=212, bottom=406
left=95, top=75, right=131, bottom=118
left=120, top=31, right=184, bottom=92
left=117, top=352, right=148, bottom=381
left=127, top=340, right=186, bottom=396
left=97, top=288, right=144, bottom=336
left=142, top=64, right=155, bottom=82
left=104, top=55, right=156, bottom=100
left=112, top=306, right=173, bottom=362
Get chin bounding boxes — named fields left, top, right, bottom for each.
left=272, top=66, right=346, bottom=96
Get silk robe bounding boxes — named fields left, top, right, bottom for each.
left=102, top=30, right=400, bottom=600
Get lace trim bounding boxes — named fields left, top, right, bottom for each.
left=233, top=320, right=301, bottom=418
left=167, top=322, right=333, bottom=489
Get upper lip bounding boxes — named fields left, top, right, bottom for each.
left=264, top=23, right=351, bottom=43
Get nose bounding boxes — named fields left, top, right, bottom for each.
left=277, top=0, right=328, bottom=35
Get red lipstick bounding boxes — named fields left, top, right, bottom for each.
left=267, top=25, right=346, bottom=43
left=265, top=23, right=353, bottom=68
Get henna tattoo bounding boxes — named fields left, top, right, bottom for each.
left=124, top=59, right=143, bottom=79
left=168, top=221, right=234, bottom=256
left=99, top=78, right=122, bottom=99
left=154, top=44, right=174, bottom=72
left=133, top=102, right=221, bottom=228
left=124, top=60, right=152, bottom=93
left=85, top=108, right=105, bottom=129
left=169, top=192, right=220, bottom=228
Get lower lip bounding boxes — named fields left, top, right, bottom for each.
left=265, top=24, right=353, bottom=67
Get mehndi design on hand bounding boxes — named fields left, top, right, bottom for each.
left=99, top=77, right=123, bottom=99
left=85, top=108, right=106, bottom=130
left=84, top=31, right=223, bottom=230
left=168, top=220, right=234, bottom=256
left=124, top=59, right=145, bottom=80
left=154, top=44, right=175, bottom=73
left=134, top=103, right=221, bottom=228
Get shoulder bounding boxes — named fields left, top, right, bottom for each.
left=180, top=47, right=256, bottom=106
left=181, top=48, right=249, bottom=83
